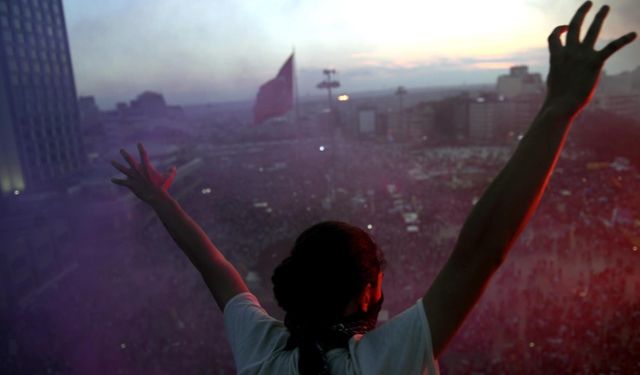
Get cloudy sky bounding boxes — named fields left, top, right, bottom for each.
left=64, top=0, right=640, bottom=109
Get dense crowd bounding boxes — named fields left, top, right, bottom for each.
left=4, top=123, right=640, bottom=374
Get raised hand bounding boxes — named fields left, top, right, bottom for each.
left=111, top=143, right=176, bottom=204
left=545, top=1, right=636, bottom=113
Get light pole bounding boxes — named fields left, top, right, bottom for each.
left=317, top=69, right=341, bottom=203
left=317, top=69, right=341, bottom=117
left=396, top=86, right=408, bottom=138
left=396, top=85, right=407, bottom=110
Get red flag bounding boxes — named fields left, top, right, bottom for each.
left=254, top=54, right=294, bottom=124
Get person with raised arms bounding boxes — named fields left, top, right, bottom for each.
left=111, top=2, right=636, bottom=374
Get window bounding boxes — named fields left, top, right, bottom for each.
left=10, top=73, right=20, bottom=86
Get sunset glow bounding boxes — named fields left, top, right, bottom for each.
left=64, top=0, right=640, bottom=106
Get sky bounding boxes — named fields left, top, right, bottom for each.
left=63, top=0, right=640, bottom=109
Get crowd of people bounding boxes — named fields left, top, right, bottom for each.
left=5, top=119, right=640, bottom=374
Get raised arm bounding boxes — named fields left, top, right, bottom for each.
left=111, top=144, right=249, bottom=310
left=422, top=1, right=636, bottom=358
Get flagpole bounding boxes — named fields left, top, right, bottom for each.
left=292, top=47, right=300, bottom=139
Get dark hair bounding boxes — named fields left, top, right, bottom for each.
left=271, top=221, right=386, bottom=375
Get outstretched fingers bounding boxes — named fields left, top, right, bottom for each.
left=111, top=177, right=133, bottom=188
left=137, top=143, right=152, bottom=178
left=162, top=166, right=177, bottom=191
left=599, top=32, right=637, bottom=62
left=583, top=5, right=609, bottom=48
left=567, top=1, right=592, bottom=47
left=111, top=160, right=137, bottom=179
left=120, top=149, right=141, bottom=175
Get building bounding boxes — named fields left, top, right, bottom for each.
left=405, top=103, right=435, bottom=141
left=593, top=66, right=640, bottom=120
left=496, top=65, right=545, bottom=99
left=495, top=66, right=546, bottom=139
left=406, top=66, right=547, bottom=143
left=0, top=0, right=85, bottom=196
left=78, top=95, right=100, bottom=126
left=110, top=91, right=184, bottom=119
left=432, top=93, right=472, bottom=140
left=468, top=94, right=510, bottom=141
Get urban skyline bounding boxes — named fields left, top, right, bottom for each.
left=64, top=0, right=640, bottom=108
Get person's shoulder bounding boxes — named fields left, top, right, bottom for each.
left=223, top=291, right=291, bottom=370
left=223, top=291, right=261, bottom=315
left=345, top=298, right=438, bottom=374
left=349, top=298, right=428, bottom=349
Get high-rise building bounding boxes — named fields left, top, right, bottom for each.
left=496, top=66, right=545, bottom=138
left=593, top=66, right=640, bottom=120
left=496, top=65, right=545, bottom=99
left=0, top=0, right=85, bottom=196
left=468, top=94, right=510, bottom=141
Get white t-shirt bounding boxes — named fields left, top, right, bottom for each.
left=223, top=292, right=440, bottom=375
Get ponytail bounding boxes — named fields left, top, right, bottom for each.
left=272, top=221, right=385, bottom=375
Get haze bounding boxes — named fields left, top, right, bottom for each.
left=64, top=0, right=640, bottom=108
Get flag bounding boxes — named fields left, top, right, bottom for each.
left=254, top=54, right=294, bottom=124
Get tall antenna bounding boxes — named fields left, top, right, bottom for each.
left=292, top=48, right=300, bottom=135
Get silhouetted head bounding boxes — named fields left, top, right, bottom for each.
left=271, top=221, right=386, bottom=374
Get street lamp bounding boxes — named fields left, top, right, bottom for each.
left=317, top=69, right=341, bottom=114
